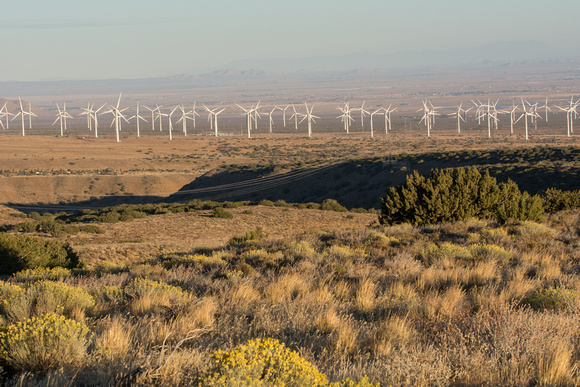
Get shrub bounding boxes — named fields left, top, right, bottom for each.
left=228, top=227, right=264, bottom=245
left=422, top=242, right=472, bottom=266
left=0, top=313, right=91, bottom=372
left=321, top=199, right=348, bottom=212
left=0, top=233, right=80, bottom=275
left=201, top=338, right=328, bottom=386
left=469, top=244, right=512, bottom=262
left=543, top=188, right=580, bottom=212
left=14, top=267, right=71, bottom=283
left=2, top=280, right=95, bottom=322
left=380, top=167, right=543, bottom=226
left=523, top=287, right=576, bottom=311
left=124, top=278, right=186, bottom=314
left=211, top=207, right=234, bottom=219
left=162, top=253, right=227, bottom=271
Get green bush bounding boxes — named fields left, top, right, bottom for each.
left=0, top=234, right=80, bottom=275
left=543, top=188, right=580, bottom=212
left=523, top=287, right=576, bottom=311
left=321, top=199, right=348, bottom=212
left=14, top=267, right=71, bottom=283
left=0, top=313, right=91, bottom=372
left=211, top=207, right=234, bottom=219
left=380, top=167, right=543, bottom=226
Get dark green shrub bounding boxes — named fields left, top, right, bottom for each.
left=0, top=234, right=80, bottom=275
left=380, top=167, right=544, bottom=226
left=211, top=207, right=234, bottom=219
left=523, top=287, right=576, bottom=311
left=543, top=188, right=580, bottom=212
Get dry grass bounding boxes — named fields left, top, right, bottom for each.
left=2, top=206, right=580, bottom=385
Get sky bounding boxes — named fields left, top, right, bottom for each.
left=1, top=0, right=579, bottom=81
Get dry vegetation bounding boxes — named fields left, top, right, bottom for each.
left=1, top=203, right=580, bottom=385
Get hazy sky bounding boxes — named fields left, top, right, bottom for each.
left=1, top=0, right=578, bottom=81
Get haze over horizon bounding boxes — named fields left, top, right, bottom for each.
left=2, top=0, right=580, bottom=82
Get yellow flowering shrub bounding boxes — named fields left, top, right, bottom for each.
left=324, top=245, right=367, bottom=261
left=14, top=267, right=71, bottom=283
left=1, top=280, right=95, bottom=322
left=285, top=241, right=317, bottom=260
left=201, top=338, right=328, bottom=387
left=124, top=278, right=185, bottom=305
left=0, top=313, right=91, bottom=372
left=364, top=233, right=400, bottom=247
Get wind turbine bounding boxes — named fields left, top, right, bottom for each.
left=144, top=105, right=160, bottom=131
left=12, top=97, right=37, bottom=136
left=204, top=105, right=217, bottom=132
left=542, top=97, right=551, bottom=122
left=353, top=101, right=369, bottom=129
left=168, top=106, right=179, bottom=140
left=383, top=105, right=397, bottom=134
left=369, top=109, right=382, bottom=138
left=236, top=103, right=257, bottom=138
left=517, top=97, right=541, bottom=140
left=52, top=102, right=73, bottom=136
left=0, top=103, right=14, bottom=130
left=280, top=105, right=291, bottom=127
left=155, top=107, right=168, bottom=133
left=299, top=103, right=319, bottom=138
left=129, top=102, right=148, bottom=138
left=176, top=105, right=191, bottom=136
left=79, top=103, right=94, bottom=132
left=290, top=104, right=303, bottom=131
left=337, top=102, right=354, bottom=133
left=92, top=104, right=106, bottom=138
left=104, top=93, right=130, bottom=142
left=213, top=108, right=226, bottom=136
left=556, top=96, right=579, bottom=137
left=507, top=102, right=519, bottom=134
left=252, top=101, right=261, bottom=129
left=418, top=100, right=438, bottom=138
left=190, top=103, right=200, bottom=128
left=264, top=106, right=279, bottom=133
left=450, top=103, right=472, bottom=133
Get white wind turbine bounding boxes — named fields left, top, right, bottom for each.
left=264, top=106, right=279, bottom=133
left=418, top=100, right=438, bottom=138
left=299, top=103, right=319, bottom=138
left=450, top=103, right=472, bottom=133
left=542, top=97, right=551, bottom=122
left=236, top=103, right=257, bottom=138
left=155, top=106, right=168, bottom=133
left=79, top=103, right=94, bottom=132
left=280, top=105, right=291, bottom=127
left=507, top=102, right=519, bottom=134
left=129, top=102, right=148, bottom=138
left=52, top=102, right=73, bottom=136
left=518, top=97, right=541, bottom=140
left=190, top=103, right=200, bottom=128
left=556, top=96, right=579, bottom=137
left=353, top=101, right=369, bottom=129
left=0, top=103, right=14, bottom=130
left=252, top=101, right=261, bottom=129
left=144, top=105, right=160, bottom=131
left=92, top=104, right=106, bottom=138
left=204, top=105, right=217, bottom=132
left=168, top=106, right=179, bottom=140
left=209, top=107, right=226, bottom=136
left=11, top=97, right=37, bottom=136
left=290, top=104, right=303, bottom=131
left=176, top=105, right=191, bottom=136
left=337, top=102, right=354, bottom=133
left=369, top=109, right=382, bottom=138
left=383, top=105, right=397, bottom=134
left=104, top=93, right=130, bottom=142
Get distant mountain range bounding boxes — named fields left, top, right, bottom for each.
left=214, top=41, right=574, bottom=73
left=0, top=41, right=578, bottom=97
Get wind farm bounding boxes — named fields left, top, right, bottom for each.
left=2, top=11, right=580, bottom=385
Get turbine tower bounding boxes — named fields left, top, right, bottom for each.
left=280, top=105, right=291, bottom=127
left=383, top=105, right=397, bottom=134
left=290, top=104, right=303, bottom=131
left=190, top=102, right=200, bottom=128
left=337, top=102, right=354, bottom=133
left=518, top=97, right=541, bottom=140
left=236, top=103, right=258, bottom=138
left=265, top=106, right=279, bottom=133
left=353, top=101, right=369, bottom=129
left=168, top=106, right=179, bottom=140
left=450, top=103, right=472, bottom=133
left=155, top=108, right=168, bottom=133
